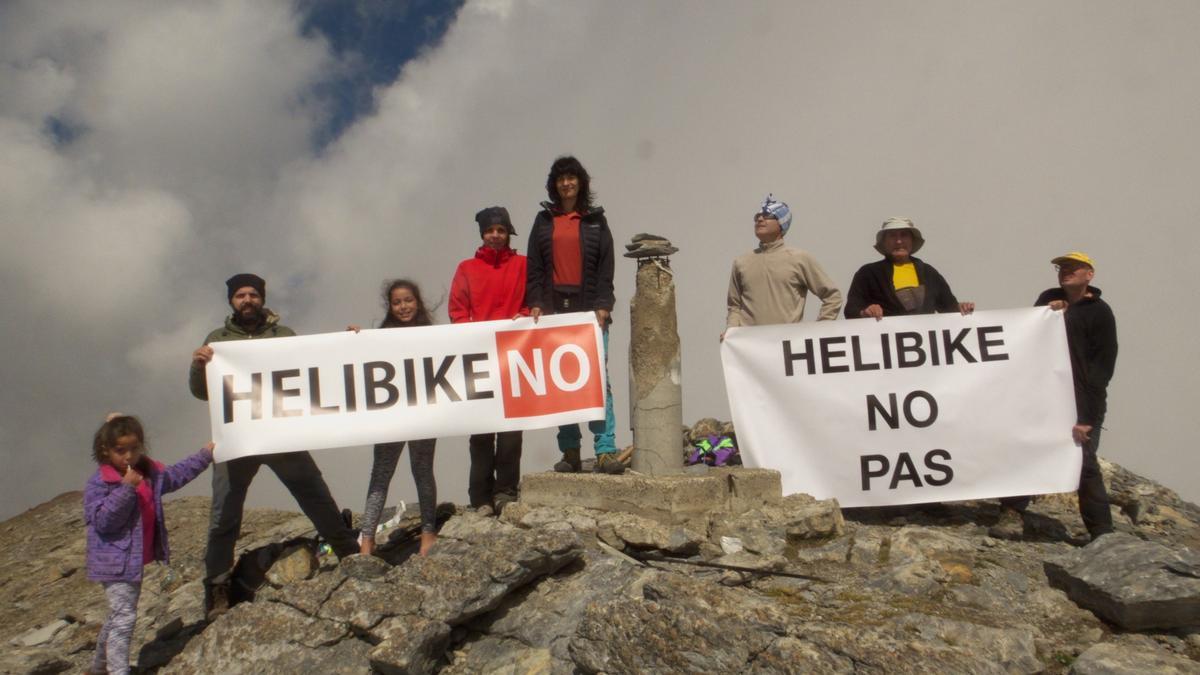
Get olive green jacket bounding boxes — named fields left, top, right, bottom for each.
left=188, top=310, right=295, bottom=400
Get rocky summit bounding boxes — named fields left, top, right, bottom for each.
left=3, top=458, right=1200, bottom=674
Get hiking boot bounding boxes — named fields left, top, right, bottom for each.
left=474, top=504, right=495, bottom=518
left=554, top=448, right=582, bottom=473
left=594, top=452, right=626, bottom=475
left=988, top=507, right=1026, bottom=540
left=204, top=582, right=231, bottom=622
left=494, top=492, right=517, bottom=515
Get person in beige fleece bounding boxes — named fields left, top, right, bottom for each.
left=724, top=195, right=842, bottom=336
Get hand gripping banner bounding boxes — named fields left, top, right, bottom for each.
left=205, top=313, right=606, bottom=462
left=720, top=308, right=1081, bottom=507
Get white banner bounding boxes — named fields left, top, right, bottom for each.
left=721, top=308, right=1081, bottom=507
left=206, top=313, right=606, bottom=462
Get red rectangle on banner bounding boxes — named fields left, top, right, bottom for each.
left=495, top=324, right=603, bottom=418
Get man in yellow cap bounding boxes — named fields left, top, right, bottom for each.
left=996, top=252, right=1118, bottom=541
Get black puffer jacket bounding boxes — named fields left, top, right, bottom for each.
left=526, top=201, right=615, bottom=320
left=1036, top=286, right=1118, bottom=426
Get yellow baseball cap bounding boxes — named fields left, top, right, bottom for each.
left=1051, top=251, right=1095, bottom=269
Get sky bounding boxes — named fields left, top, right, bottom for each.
left=2, top=0, right=1198, bottom=520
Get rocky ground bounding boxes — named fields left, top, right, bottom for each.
left=3, top=457, right=1200, bottom=674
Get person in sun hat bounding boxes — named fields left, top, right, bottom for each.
left=844, top=217, right=975, bottom=320
left=995, top=251, right=1118, bottom=541
left=724, top=194, right=842, bottom=335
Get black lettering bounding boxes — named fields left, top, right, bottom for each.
left=850, top=335, right=880, bottom=371
left=896, top=332, right=926, bottom=368
left=923, top=449, right=954, bottom=486
left=308, top=367, right=339, bottom=415
left=941, top=328, right=977, bottom=365
left=977, top=326, right=1009, bottom=362
left=223, top=373, right=262, bottom=423
left=861, top=455, right=890, bottom=490
left=271, top=369, right=302, bottom=418
left=462, top=353, right=494, bottom=400
left=889, top=452, right=923, bottom=489
left=880, top=332, right=892, bottom=369
left=363, top=361, right=399, bottom=410
left=902, top=390, right=938, bottom=428
left=403, top=358, right=418, bottom=406
left=867, top=393, right=899, bottom=431
left=820, top=336, right=849, bottom=373
left=928, top=329, right=940, bottom=366
left=423, top=355, right=462, bottom=403
left=783, top=339, right=815, bottom=376
left=342, top=364, right=357, bottom=413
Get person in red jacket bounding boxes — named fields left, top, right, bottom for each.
left=449, top=206, right=529, bottom=515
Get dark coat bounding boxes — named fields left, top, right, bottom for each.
left=526, top=202, right=615, bottom=321
left=189, top=311, right=295, bottom=400
left=843, top=257, right=961, bottom=319
left=1036, top=286, right=1118, bottom=426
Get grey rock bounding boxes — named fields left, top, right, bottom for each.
left=1070, top=641, right=1200, bottom=674
left=12, top=619, right=70, bottom=647
left=319, top=576, right=426, bottom=632
left=1044, top=532, right=1200, bottom=629
left=340, top=552, right=392, bottom=580
left=623, top=243, right=679, bottom=258
left=444, top=636, right=566, bottom=675
left=257, top=566, right=346, bottom=616
left=895, top=613, right=1042, bottom=674
left=369, top=616, right=452, bottom=675
left=749, top=636, right=855, bottom=674
left=712, top=495, right=843, bottom=560
left=516, top=506, right=599, bottom=535
left=387, top=521, right=584, bottom=625
left=568, top=571, right=789, bottom=673
left=265, top=541, right=319, bottom=586
left=161, top=602, right=366, bottom=673
left=474, top=554, right=648, bottom=662
left=631, top=232, right=670, bottom=243
left=596, top=512, right=703, bottom=555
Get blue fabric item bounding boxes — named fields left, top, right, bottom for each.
left=759, top=194, right=792, bottom=235
left=556, top=328, right=617, bottom=454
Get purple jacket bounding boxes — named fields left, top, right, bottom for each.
left=84, top=448, right=212, bottom=582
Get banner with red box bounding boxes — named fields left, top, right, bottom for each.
left=203, top=313, right=606, bottom=462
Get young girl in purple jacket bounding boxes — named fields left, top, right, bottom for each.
left=83, top=414, right=213, bottom=675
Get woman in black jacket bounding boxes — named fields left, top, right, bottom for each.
left=526, top=156, right=623, bottom=474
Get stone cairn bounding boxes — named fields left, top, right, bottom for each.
left=624, top=233, right=683, bottom=475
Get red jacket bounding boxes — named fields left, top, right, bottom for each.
left=449, top=246, right=529, bottom=323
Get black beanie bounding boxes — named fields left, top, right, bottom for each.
left=225, top=273, right=266, bottom=301
left=475, top=206, right=516, bottom=236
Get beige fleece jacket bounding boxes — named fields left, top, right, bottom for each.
left=726, top=239, right=843, bottom=327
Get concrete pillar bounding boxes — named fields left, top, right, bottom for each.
left=625, top=235, right=682, bottom=475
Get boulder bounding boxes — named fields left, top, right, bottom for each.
left=264, top=542, right=319, bottom=586
left=1044, top=532, right=1200, bottom=630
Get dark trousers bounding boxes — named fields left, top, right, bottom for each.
left=205, top=451, right=357, bottom=584
left=1001, top=427, right=1113, bottom=538
left=468, top=431, right=523, bottom=508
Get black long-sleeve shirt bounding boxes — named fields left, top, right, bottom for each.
left=1036, top=286, right=1118, bottom=426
